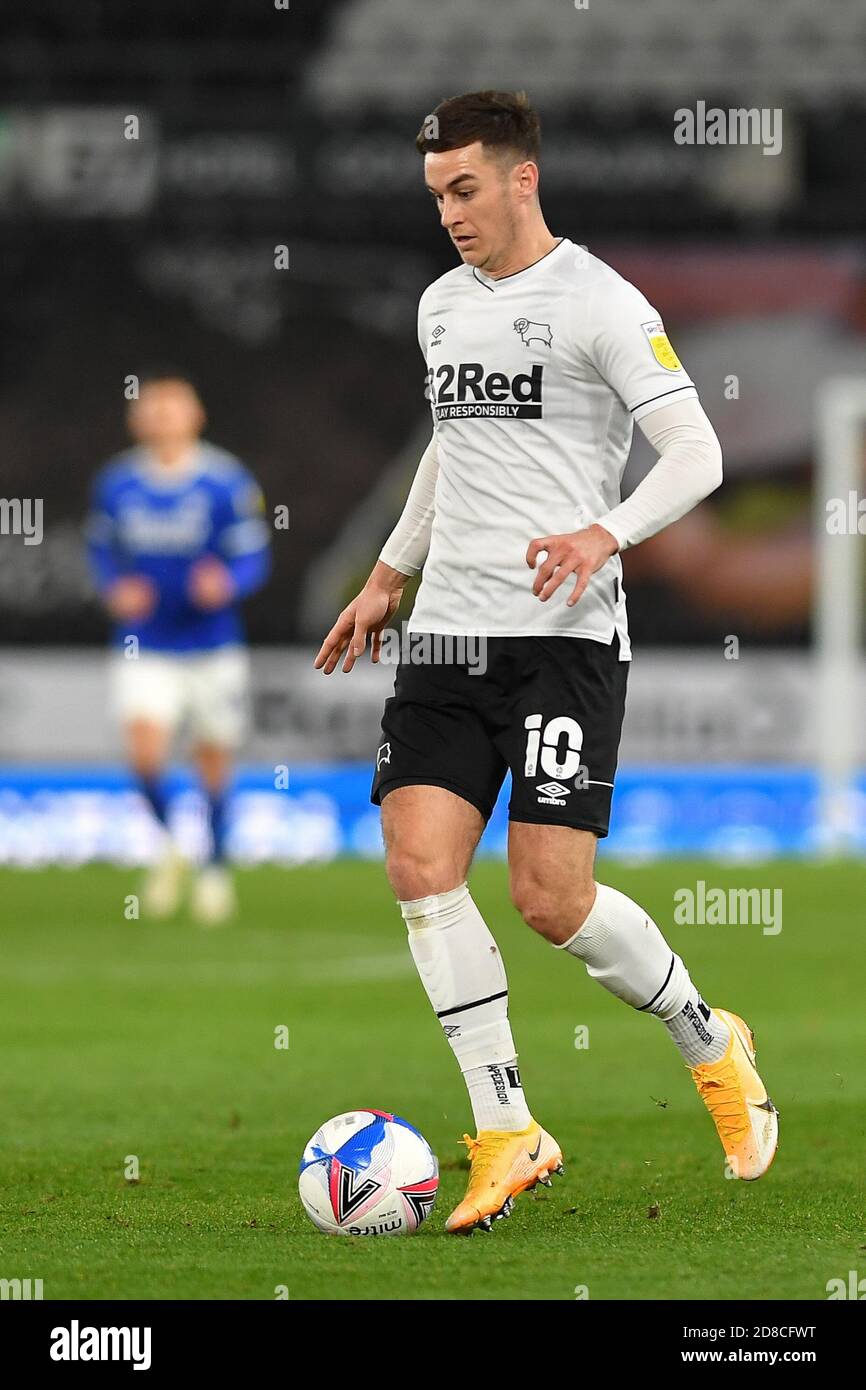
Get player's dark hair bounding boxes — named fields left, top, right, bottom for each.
left=415, top=90, right=541, bottom=167
left=136, top=367, right=202, bottom=397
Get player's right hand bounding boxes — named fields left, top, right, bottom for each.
left=105, top=575, right=157, bottom=622
left=315, top=572, right=404, bottom=675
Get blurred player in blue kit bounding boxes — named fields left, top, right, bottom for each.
left=86, top=373, right=271, bottom=923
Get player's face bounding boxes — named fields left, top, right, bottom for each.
left=425, top=142, right=524, bottom=272
left=127, top=381, right=205, bottom=447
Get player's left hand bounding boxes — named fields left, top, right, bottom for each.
left=526, top=524, right=620, bottom=606
left=188, top=556, right=236, bottom=610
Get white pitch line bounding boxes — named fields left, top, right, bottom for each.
left=296, top=953, right=415, bottom=985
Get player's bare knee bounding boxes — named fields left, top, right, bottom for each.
left=385, top=847, right=464, bottom=903
left=129, top=750, right=164, bottom=782
left=511, top=873, right=596, bottom=944
left=127, top=721, right=169, bottom=781
left=510, top=870, right=554, bottom=937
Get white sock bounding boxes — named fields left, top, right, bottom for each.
left=556, top=883, right=730, bottom=1066
left=464, top=1058, right=529, bottom=1131
left=663, top=995, right=730, bottom=1066
left=401, top=884, right=532, bottom=1132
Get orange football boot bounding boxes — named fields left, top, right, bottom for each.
left=445, top=1121, right=564, bottom=1234
left=690, top=1009, right=779, bottom=1180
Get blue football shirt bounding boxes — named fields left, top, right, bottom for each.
left=86, top=443, right=271, bottom=652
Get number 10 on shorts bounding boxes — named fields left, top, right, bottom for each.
left=523, top=713, right=584, bottom=780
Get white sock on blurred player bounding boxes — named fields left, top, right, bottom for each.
left=556, top=883, right=730, bottom=1065
left=401, top=883, right=532, bottom=1132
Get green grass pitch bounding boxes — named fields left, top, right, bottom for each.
left=1, top=859, right=864, bottom=1301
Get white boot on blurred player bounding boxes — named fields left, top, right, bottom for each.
left=142, top=844, right=188, bottom=918
left=191, top=864, right=237, bottom=926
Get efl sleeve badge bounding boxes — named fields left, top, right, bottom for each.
left=641, top=319, right=683, bottom=371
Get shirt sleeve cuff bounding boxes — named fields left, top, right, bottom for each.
left=378, top=544, right=419, bottom=578
left=593, top=515, right=630, bottom=552
left=630, top=383, right=698, bottom=423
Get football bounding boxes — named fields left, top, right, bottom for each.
left=298, top=1109, right=439, bottom=1236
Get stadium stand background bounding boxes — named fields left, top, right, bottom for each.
left=1, top=0, right=865, bottom=858
left=2, top=0, right=865, bottom=648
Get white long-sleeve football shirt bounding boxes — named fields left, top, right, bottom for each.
left=383, top=238, right=719, bottom=657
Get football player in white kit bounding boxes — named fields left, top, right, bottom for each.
left=316, top=92, right=778, bottom=1233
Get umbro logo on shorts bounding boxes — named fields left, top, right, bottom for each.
left=536, top=781, right=571, bottom=806
left=376, top=742, right=391, bottom=771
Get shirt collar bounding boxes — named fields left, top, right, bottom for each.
left=133, top=444, right=205, bottom=489
left=472, top=236, right=569, bottom=291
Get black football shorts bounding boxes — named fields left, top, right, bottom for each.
left=370, top=633, right=629, bottom=837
